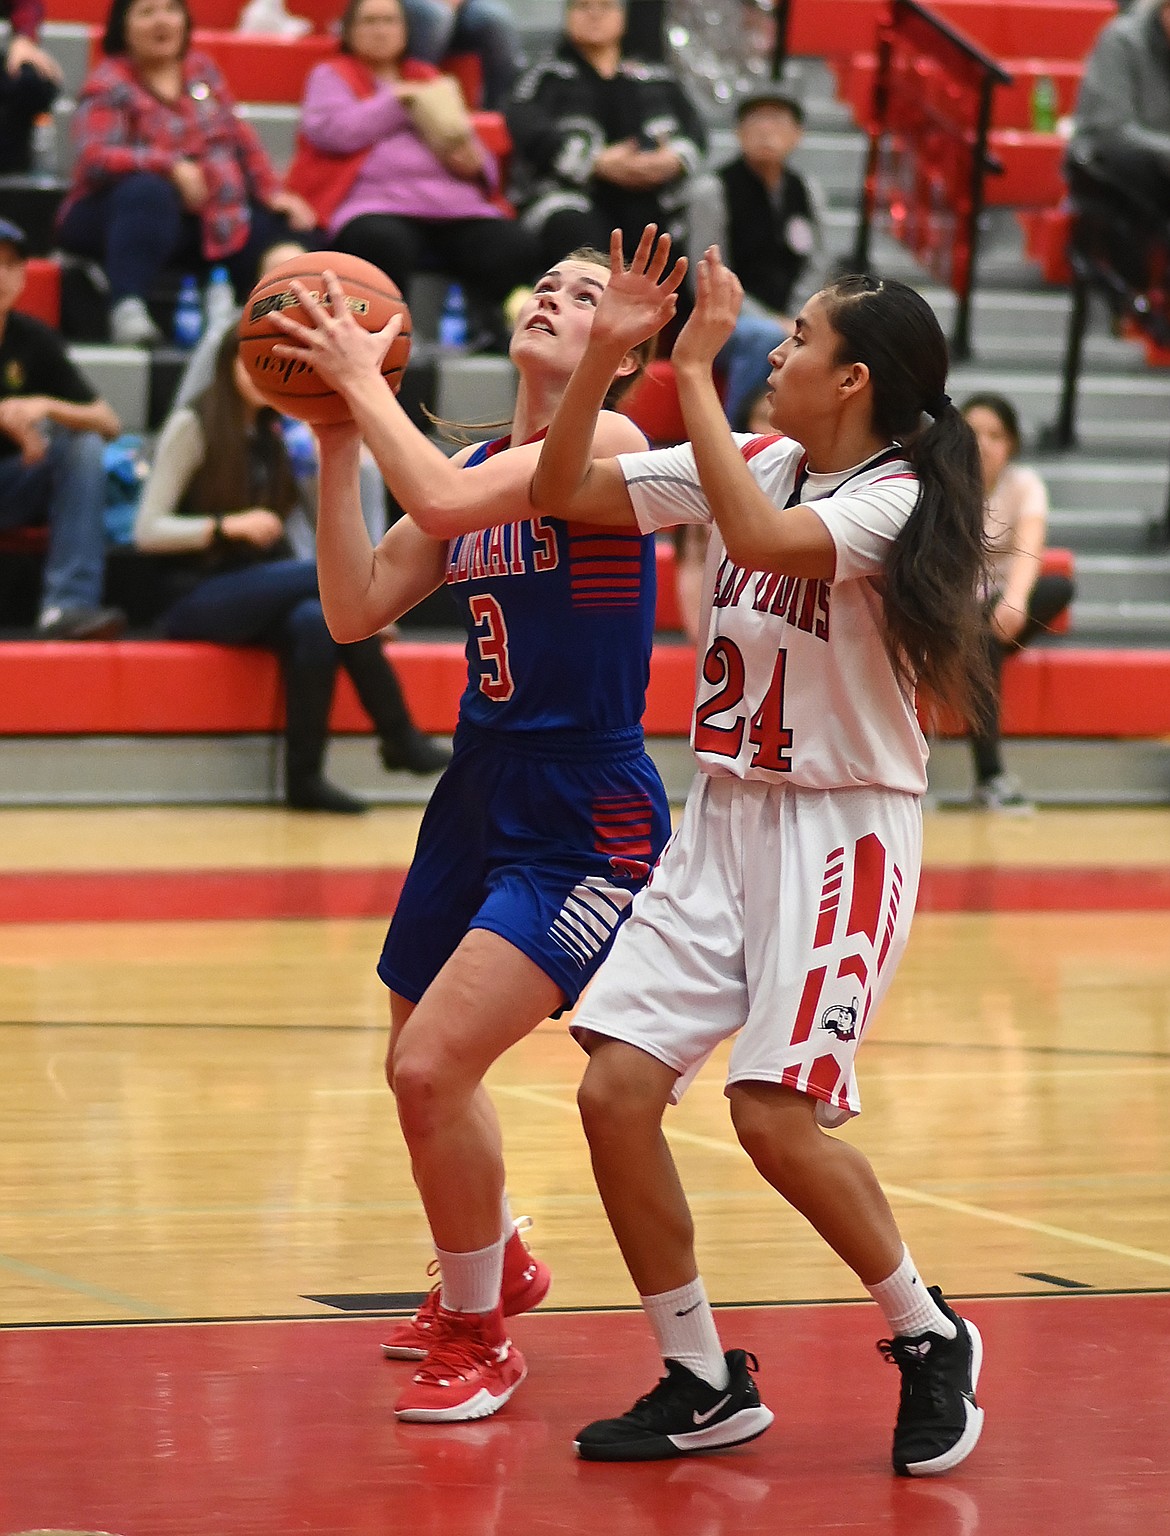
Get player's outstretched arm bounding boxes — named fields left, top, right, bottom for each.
left=672, top=248, right=835, bottom=578
left=532, top=226, right=685, bottom=526
left=315, top=419, right=447, bottom=642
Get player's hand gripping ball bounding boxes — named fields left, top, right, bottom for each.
left=237, top=251, right=411, bottom=424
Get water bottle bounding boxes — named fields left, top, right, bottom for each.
left=1030, top=75, right=1058, bottom=133
left=281, top=416, right=318, bottom=480
left=173, top=274, right=204, bottom=349
left=204, top=264, right=237, bottom=332
left=30, top=112, right=58, bottom=178
left=438, top=283, right=468, bottom=350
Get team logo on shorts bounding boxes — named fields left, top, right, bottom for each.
left=820, top=998, right=859, bottom=1041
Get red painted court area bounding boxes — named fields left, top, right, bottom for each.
left=0, top=1294, right=1165, bottom=1536
left=4, top=864, right=1170, bottom=922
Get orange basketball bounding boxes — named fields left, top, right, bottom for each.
left=237, top=251, right=411, bottom=424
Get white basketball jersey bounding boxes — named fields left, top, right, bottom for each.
left=619, top=433, right=929, bottom=793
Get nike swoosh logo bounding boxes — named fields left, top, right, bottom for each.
left=674, top=1302, right=702, bottom=1317
left=692, top=1394, right=732, bottom=1425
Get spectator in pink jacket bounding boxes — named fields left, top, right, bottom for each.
left=56, top=0, right=318, bottom=346
left=287, top=0, right=537, bottom=344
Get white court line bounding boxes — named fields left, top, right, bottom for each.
left=492, top=1084, right=1170, bottom=1273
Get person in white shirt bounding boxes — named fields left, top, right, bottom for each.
left=960, top=392, right=1075, bottom=811
left=526, top=229, right=992, bottom=1477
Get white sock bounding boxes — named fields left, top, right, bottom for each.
left=501, top=1193, right=516, bottom=1244
left=641, top=1278, right=729, bottom=1389
left=867, top=1246, right=957, bottom=1339
left=436, top=1235, right=505, bottom=1315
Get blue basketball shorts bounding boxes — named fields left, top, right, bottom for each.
left=377, top=722, right=672, bottom=1010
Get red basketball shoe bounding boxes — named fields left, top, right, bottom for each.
left=382, top=1220, right=551, bottom=1360
left=394, top=1306, right=527, bottom=1423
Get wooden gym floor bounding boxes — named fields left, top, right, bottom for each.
left=0, top=803, right=1168, bottom=1535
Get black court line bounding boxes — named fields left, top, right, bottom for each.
left=1020, top=1272, right=1094, bottom=1290
left=3, top=1285, right=1169, bottom=1331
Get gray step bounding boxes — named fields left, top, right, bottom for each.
left=1048, top=507, right=1161, bottom=552
left=42, top=22, right=92, bottom=100
left=925, top=737, right=1170, bottom=807
left=1070, top=553, right=1170, bottom=604
left=68, top=344, right=150, bottom=434
left=1070, top=600, right=1170, bottom=636
left=1032, top=457, right=1170, bottom=514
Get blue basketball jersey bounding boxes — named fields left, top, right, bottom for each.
left=446, top=436, right=658, bottom=734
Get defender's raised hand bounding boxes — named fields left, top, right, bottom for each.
left=590, top=225, right=688, bottom=356
left=671, top=246, right=743, bottom=375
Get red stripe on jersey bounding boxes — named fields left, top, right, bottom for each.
left=740, top=433, right=788, bottom=463
left=791, top=964, right=827, bottom=1045
left=846, top=832, right=886, bottom=943
left=837, top=953, right=869, bottom=990
left=872, top=472, right=917, bottom=484
left=568, top=527, right=643, bottom=609
left=877, top=864, right=904, bottom=971
left=594, top=794, right=653, bottom=860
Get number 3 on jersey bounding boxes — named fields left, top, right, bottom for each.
left=693, top=639, right=793, bottom=772
left=469, top=593, right=515, bottom=701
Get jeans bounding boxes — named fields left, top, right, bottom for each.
left=716, top=310, right=788, bottom=430
left=402, top=0, right=524, bottom=109
left=163, top=558, right=414, bottom=788
left=0, top=424, right=108, bottom=614
left=57, top=172, right=299, bottom=305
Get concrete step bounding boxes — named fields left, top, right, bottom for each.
left=1032, top=456, right=1170, bottom=515
left=1071, top=553, right=1170, bottom=604
left=1070, top=600, right=1170, bottom=636
left=1047, top=507, right=1161, bottom=552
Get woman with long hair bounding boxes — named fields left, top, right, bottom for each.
left=134, top=326, right=447, bottom=812
left=510, top=231, right=992, bottom=1476
left=268, top=245, right=670, bottom=1423
left=961, top=390, right=1074, bottom=811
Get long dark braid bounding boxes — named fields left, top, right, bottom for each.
left=819, top=274, right=992, bottom=726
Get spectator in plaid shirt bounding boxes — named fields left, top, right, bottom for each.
left=56, top=0, right=320, bottom=346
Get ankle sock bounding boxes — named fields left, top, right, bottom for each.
left=640, top=1278, right=729, bottom=1389
left=436, top=1234, right=505, bottom=1315
left=867, top=1246, right=957, bottom=1339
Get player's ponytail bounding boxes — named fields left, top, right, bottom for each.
left=819, top=275, right=991, bottom=727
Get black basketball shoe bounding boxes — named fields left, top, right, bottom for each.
left=574, top=1349, right=774, bottom=1462
left=878, top=1288, right=985, bottom=1476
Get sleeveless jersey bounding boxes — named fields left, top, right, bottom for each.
left=617, top=433, right=929, bottom=793
left=446, top=435, right=659, bottom=736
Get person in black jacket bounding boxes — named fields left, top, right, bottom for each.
left=0, top=0, right=62, bottom=175
left=505, top=0, right=706, bottom=272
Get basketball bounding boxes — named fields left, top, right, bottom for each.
left=237, top=251, right=412, bottom=425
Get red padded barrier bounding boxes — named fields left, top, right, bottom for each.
left=182, top=30, right=337, bottom=102
left=14, top=258, right=61, bottom=328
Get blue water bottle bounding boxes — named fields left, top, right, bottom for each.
left=438, top=283, right=468, bottom=350
left=173, top=274, right=204, bottom=349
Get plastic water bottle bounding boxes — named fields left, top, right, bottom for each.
left=30, top=112, right=58, bottom=178
left=173, top=274, right=204, bottom=349
left=204, top=264, right=236, bottom=332
left=438, top=283, right=468, bottom=350
left=1030, top=75, right=1058, bottom=133
left=281, top=416, right=318, bottom=480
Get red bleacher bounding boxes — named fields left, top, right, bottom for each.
left=1, top=635, right=1164, bottom=741
left=16, top=259, right=62, bottom=328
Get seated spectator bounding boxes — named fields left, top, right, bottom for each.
left=174, top=240, right=393, bottom=559
left=55, top=0, right=319, bottom=348
left=1, top=0, right=62, bottom=176
left=135, top=326, right=450, bottom=814
left=1066, top=0, right=1170, bottom=292
left=505, top=0, right=706, bottom=273
left=402, top=0, right=525, bottom=111
left=287, top=0, right=537, bottom=344
left=961, top=393, right=1075, bottom=812
left=706, top=90, right=827, bottom=429
left=0, top=216, right=126, bottom=639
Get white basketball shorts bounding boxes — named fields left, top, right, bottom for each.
left=571, top=772, right=923, bottom=1127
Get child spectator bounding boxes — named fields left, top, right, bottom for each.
left=0, top=216, right=126, bottom=639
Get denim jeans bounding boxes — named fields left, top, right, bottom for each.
left=0, top=424, right=108, bottom=614
left=402, top=0, right=524, bottom=108
left=716, top=310, right=788, bottom=430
